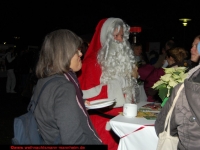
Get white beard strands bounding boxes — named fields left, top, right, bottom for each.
left=98, top=41, right=135, bottom=88
left=97, top=20, right=139, bottom=103
left=98, top=41, right=136, bottom=102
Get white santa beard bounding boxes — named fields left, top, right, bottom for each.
left=98, top=41, right=134, bottom=88
left=97, top=41, right=140, bottom=104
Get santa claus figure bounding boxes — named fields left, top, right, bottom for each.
left=78, top=18, right=139, bottom=150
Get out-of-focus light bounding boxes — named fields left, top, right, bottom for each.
left=14, top=36, right=20, bottom=39
left=14, top=45, right=16, bottom=47
left=179, top=18, right=191, bottom=26
left=130, top=26, right=142, bottom=33
left=3, top=42, right=6, bottom=44
left=183, top=23, right=187, bottom=26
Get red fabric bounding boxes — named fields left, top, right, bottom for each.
left=89, top=107, right=122, bottom=150
left=78, top=18, right=108, bottom=100
left=138, top=64, right=165, bottom=101
left=78, top=18, right=119, bottom=150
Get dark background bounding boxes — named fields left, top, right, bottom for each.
left=0, top=1, right=200, bottom=51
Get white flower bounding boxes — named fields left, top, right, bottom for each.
left=152, top=67, right=188, bottom=99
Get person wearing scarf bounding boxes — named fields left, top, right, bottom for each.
left=33, top=29, right=102, bottom=145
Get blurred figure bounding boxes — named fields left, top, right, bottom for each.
left=132, top=43, right=148, bottom=67
left=78, top=18, right=139, bottom=150
left=148, top=50, right=159, bottom=65
left=18, top=48, right=32, bottom=97
left=34, top=29, right=102, bottom=145
left=138, top=47, right=188, bottom=102
left=4, top=47, right=17, bottom=93
left=153, top=39, right=175, bottom=68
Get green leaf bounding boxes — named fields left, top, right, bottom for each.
left=158, top=87, right=168, bottom=100
left=155, top=83, right=167, bottom=90
left=173, top=71, right=180, bottom=75
left=172, top=73, right=180, bottom=79
left=152, top=80, right=164, bottom=89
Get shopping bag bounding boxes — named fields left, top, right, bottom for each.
left=156, top=84, right=184, bottom=150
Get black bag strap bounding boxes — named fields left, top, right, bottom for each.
left=28, top=77, right=58, bottom=112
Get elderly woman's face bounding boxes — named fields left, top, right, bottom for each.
left=113, top=27, right=124, bottom=43
left=191, top=38, right=200, bottom=61
left=70, top=50, right=82, bottom=72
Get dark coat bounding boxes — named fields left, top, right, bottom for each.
left=155, top=65, right=200, bottom=150
left=34, top=74, right=102, bottom=145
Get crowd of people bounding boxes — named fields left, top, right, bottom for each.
left=2, top=46, right=39, bottom=97
left=2, top=17, right=200, bottom=149
left=155, top=35, right=200, bottom=150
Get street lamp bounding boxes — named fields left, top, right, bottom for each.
left=179, top=18, right=191, bottom=47
left=179, top=18, right=191, bottom=26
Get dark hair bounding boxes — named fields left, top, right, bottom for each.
left=166, top=47, right=188, bottom=63
left=166, top=40, right=175, bottom=49
left=194, top=35, right=200, bottom=40
left=36, top=29, right=82, bottom=78
left=131, top=43, right=142, bottom=49
left=80, top=41, right=89, bottom=60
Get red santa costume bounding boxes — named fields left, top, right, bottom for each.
left=78, top=18, right=138, bottom=150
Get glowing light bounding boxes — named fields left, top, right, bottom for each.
left=14, top=36, right=20, bottom=39
left=179, top=18, right=191, bottom=26
left=183, top=23, right=187, bottom=26
left=130, top=27, right=142, bottom=33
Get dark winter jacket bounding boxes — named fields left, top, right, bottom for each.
left=155, top=65, right=200, bottom=150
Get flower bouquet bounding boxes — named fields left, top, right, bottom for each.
left=152, top=67, right=188, bottom=107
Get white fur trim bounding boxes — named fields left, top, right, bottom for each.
left=82, top=79, right=126, bottom=108
left=107, top=79, right=126, bottom=107
left=82, top=84, right=104, bottom=99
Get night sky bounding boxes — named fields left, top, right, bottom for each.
left=1, top=1, right=200, bottom=50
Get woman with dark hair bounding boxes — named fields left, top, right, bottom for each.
left=153, top=39, right=176, bottom=68
left=138, top=47, right=188, bottom=102
left=33, top=29, right=102, bottom=145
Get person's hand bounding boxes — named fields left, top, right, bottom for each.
left=132, top=66, right=139, bottom=79
left=85, top=100, right=90, bottom=110
left=85, top=100, right=90, bottom=105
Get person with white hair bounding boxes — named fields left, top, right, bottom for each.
left=78, top=17, right=139, bottom=150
